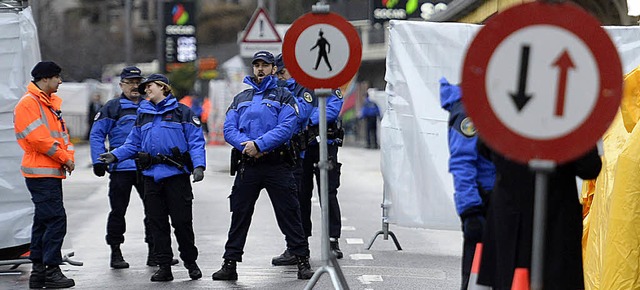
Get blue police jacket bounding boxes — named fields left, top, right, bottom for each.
left=309, top=88, right=343, bottom=145
left=278, top=78, right=315, bottom=135
left=361, top=97, right=380, bottom=118
left=224, top=75, right=298, bottom=152
left=439, top=77, right=495, bottom=218
left=111, top=95, right=206, bottom=182
left=89, top=94, right=140, bottom=171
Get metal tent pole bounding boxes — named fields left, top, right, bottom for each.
left=365, top=191, right=402, bottom=250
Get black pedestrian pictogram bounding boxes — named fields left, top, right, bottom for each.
left=310, top=29, right=332, bottom=71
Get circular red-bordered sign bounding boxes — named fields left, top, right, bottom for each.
left=282, top=12, right=362, bottom=89
left=461, top=1, right=621, bottom=164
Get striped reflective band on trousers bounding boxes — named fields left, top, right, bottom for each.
left=14, top=94, right=75, bottom=152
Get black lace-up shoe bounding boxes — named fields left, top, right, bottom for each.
left=211, top=259, right=238, bottom=280
left=44, top=266, right=75, bottom=288
left=150, top=265, right=173, bottom=282
left=271, top=249, right=297, bottom=266
left=29, top=263, right=45, bottom=289
left=296, top=256, right=314, bottom=280
left=110, top=244, right=129, bottom=269
left=185, top=262, right=202, bottom=280
left=330, top=238, right=343, bottom=259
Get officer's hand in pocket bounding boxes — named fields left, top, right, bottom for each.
left=192, top=167, right=204, bottom=183
left=99, top=152, right=117, bottom=164
left=463, top=214, right=485, bottom=242
left=93, top=163, right=108, bottom=177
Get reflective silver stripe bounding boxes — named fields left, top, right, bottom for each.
left=62, top=132, right=70, bottom=144
left=66, top=145, right=75, bottom=151
left=46, top=142, right=60, bottom=156
left=50, top=131, right=63, bottom=138
left=27, top=94, right=51, bottom=129
left=15, top=118, right=44, bottom=139
left=21, top=166, right=65, bottom=177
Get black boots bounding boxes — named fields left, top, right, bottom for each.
left=44, top=265, right=75, bottom=288
left=185, top=262, right=202, bottom=280
left=296, top=256, right=314, bottom=280
left=110, top=244, right=130, bottom=269
left=271, top=249, right=297, bottom=266
left=29, top=263, right=45, bottom=289
left=211, top=259, right=238, bottom=281
left=146, top=244, right=179, bottom=266
left=330, top=238, right=343, bottom=259
left=150, top=265, right=173, bottom=282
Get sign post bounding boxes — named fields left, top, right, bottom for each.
left=461, top=2, right=622, bottom=289
left=283, top=2, right=361, bottom=289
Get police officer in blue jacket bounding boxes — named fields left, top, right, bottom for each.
left=90, top=66, right=159, bottom=269
left=439, top=77, right=495, bottom=290
left=271, top=53, right=316, bottom=266
left=302, top=85, right=345, bottom=258
left=100, top=74, right=205, bottom=282
left=211, top=51, right=313, bottom=281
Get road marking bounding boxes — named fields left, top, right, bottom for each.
left=358, top=274, right=384, bottom=284
left=346, top=238, right=364, bottom=244
left=350, top=253, right=373, bottom=260
left=341, top=226, right=356, bottom=231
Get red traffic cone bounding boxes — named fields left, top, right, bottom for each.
left=511, top=268, right=530, bottom=290
left=468, top=243, right=491, bottom=290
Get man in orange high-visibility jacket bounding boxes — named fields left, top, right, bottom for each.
left=13, top=61, right=76, bottom=289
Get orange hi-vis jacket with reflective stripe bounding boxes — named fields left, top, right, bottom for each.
left=13, top=82, right=75, bottom=178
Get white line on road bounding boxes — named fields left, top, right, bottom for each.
left=350, top=253, right=373, bottom=260
left=357, top=274, right=383, bottom=284
left=346, top=238, right=364, bottom=244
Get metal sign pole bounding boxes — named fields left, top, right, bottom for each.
left=305, top=88, right=349, bottom=290
left=528, top=159, right=555, bottom=290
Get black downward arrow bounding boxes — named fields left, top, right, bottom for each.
left=509, top=45, right=533, bottom=112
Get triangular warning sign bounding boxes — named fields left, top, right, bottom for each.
left=242, top=7, right=282, bottom=43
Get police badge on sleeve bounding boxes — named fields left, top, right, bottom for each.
left=93, top=111, right=101, bottom=121
left=303, top=92, right=313, bottom=103
left=335, top=89, right=343, bottom=99
left=460, top=117, right=476, bottom=137
left=192, top=116, right=201, bottom=126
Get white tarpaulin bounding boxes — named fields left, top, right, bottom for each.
left=382, top=20, right=640, bottom=230
left=0, top=7, right=40, bottom=250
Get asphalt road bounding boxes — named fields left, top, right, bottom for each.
left=0, top=143, right=462, bottom=289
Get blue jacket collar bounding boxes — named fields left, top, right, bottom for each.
left=244, top=75, right=277, bottom=94
left=139, top=94, right=178, bottom=114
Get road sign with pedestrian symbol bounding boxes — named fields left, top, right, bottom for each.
left=282, top=12, right=362, bottom=89
left=461, top=1, right=622, bottom=164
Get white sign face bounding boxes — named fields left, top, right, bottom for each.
left=240, top=43, right=281, bottom=58
left=243, top=10, right=281, bottom=43
left=485, top=25, right=599, bottom=140
left=293, top=24, right=350, bottom=80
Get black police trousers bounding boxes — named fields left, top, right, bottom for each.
left=105, top=171, right=151, bottom=246
left=143, top=174, right=198, bottom=266
left=25, top=178, right=66, bottom=266
left=300, top=143, right=342, bottom=238
left=223, top=161, right=309, bottom=262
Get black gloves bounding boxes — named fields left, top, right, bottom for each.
left=192, top=167, right=204, bottom=183
left=462, top=214, right=485, bottom=242
left=99, top=152, right=117, bottom=164
left=93, top=163, right=108, bottom=177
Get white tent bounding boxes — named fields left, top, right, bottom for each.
left=381, top=20, right=640, bottom=230
left=0, top=7, right=40, bottom=250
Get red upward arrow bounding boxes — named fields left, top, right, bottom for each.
left=552, top=50, right=575, bottom=117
